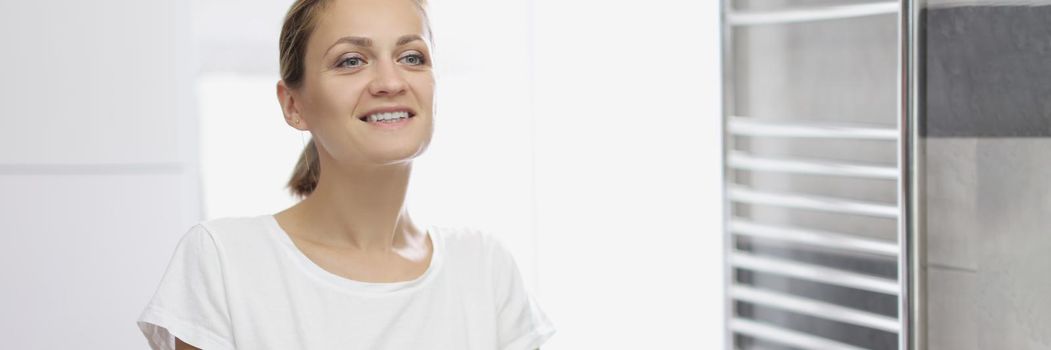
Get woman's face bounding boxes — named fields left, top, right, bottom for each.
left=287, top=0, right=434, bottom=168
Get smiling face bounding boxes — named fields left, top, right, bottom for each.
left=282, top=0, right=435, bottom=169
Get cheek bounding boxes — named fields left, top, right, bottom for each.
left=318, top=79, right=368, bottom=118
left=411, top=76, right=436, bottom=108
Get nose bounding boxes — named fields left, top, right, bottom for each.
left=367, top=60, right=408, bottom=97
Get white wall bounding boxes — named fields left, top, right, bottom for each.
left=530, top=1, right=724, bottom=348
left=0, top=0, right=201, bottom=348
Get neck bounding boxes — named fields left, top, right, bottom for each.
left=297, top=156, right=420, bottom=253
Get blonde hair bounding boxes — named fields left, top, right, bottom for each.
left=279, top=0, right=432, bottom=198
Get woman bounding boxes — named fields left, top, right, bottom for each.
left=136, top=0, right=555, bottom=348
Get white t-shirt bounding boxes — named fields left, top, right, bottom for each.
left=137, top=214, right=555, bottom=350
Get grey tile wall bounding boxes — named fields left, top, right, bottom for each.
left=921, top=3, right=1051, bottom=349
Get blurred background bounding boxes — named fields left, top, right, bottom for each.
left=0, top=0, right=723, bottom=348
left=5, top=0, right=1050, bottom=349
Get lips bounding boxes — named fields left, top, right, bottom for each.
left=357, top=106, right=417, bottom=122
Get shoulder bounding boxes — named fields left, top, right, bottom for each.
left=431, top=225, right=512, bottom=258
left=430, top=225, right=521, bottom=276
left=162, top=215, right=278, bottom=268
left=190, top=215, right=275, bottom=250
left=196, top=215, right=269, bottom=240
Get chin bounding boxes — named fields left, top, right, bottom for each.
left=365, top=139, right=431, bottom=166
left=341, top=116, right=433, bottom=166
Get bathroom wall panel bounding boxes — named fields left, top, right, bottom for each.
left=920, top=2, right=1051, bottom=349
left=0, top=173, right=197, bottom=348
left=0, top=0, right=189, bottom=165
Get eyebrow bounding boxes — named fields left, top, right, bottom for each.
left=325, top=34, right=425, bottom=54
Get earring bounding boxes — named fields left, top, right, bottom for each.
left=294, top=119, right=301, bottom=125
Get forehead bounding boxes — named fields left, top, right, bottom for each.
left=311, top=0, right=426, bottom=47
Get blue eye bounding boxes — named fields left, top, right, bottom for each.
left=399, top=53, right=426, bottom=66
left=337, top=56, right=366, bottom=69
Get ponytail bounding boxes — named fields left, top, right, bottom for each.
left=287, top=137, right=320, bottom=198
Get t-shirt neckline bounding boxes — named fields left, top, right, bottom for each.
left=261, top=214, right=444, bottom=296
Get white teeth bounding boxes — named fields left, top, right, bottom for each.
left=366, top=111, right=410, bottom=122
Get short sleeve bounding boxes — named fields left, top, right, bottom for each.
left=491, top=237, right=556, bottom=350
left=137, top=224, right=235, bottom=350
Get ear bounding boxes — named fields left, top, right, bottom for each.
left=277, top=80, right=309, bottom=131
